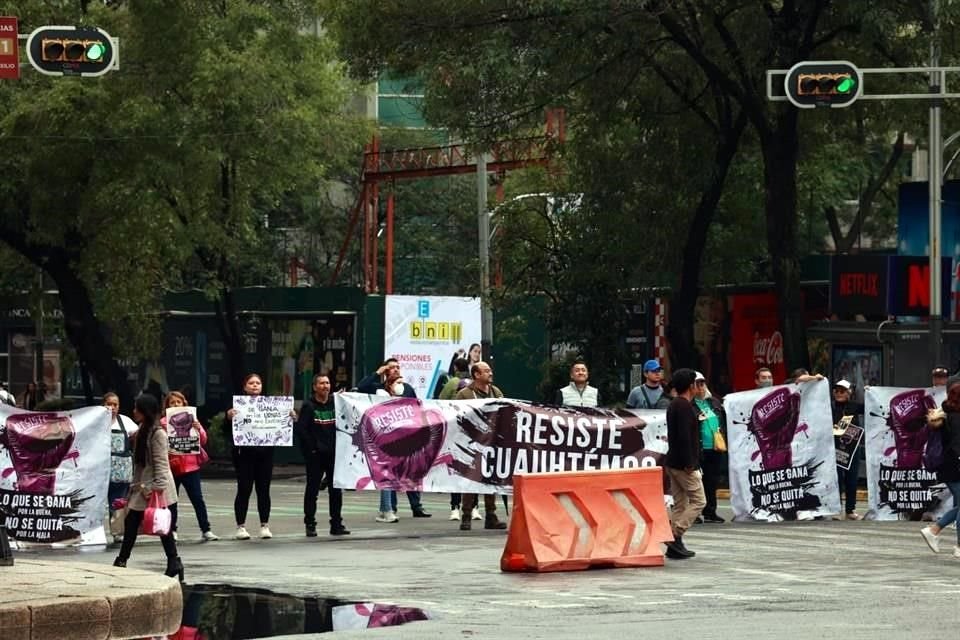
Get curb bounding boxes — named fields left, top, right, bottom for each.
left=0, top=560, right=182, bottom=640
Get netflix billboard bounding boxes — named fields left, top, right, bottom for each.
left=829, top=255, right=888, bottom=317
left=887, top=256, right=952, bottom=317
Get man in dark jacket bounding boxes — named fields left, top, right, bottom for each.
left=664, top=368, right=706, bottom=560
left=296, top=372, right=349, bottom=537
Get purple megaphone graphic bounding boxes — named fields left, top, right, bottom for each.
left=887, top=389, right=935, bottom=469
left=748, top=387, right=801, bottom=470
left=1, top=413, right=76, bottom=494
left=168, top=411, right=194, bottom=437
left=359, top=397, right=445, bottom=489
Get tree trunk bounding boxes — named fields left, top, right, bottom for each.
left=214, top=287, right=247, bottom=394
left=763, top=111, right=808, bottom=372
left=43, top=253, right=135, bottom=410
left=667, top=112, right=748, bottom=369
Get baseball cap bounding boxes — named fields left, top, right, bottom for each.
left=833, top=379, right=852, bottom=390
left=932, top=365, right=950, bottom=376
left=643, top=359, right=662, bottom=372
left=694, top=371, right=706, bottom=382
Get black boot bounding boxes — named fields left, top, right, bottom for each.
left=675, top=535, right=696, bottom=557
left=112, top=557, right=127, bottom=568
left=484, top=514, right=507, bottom=530
left=412, top=508, right=432, bottom=518
left=164, top=557, right=184, bottom=582
left=330, top=522, right=351, bottom=536
left=305, top=522, right=318, bottom=537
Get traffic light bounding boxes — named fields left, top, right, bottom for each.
left=26, top=26, right=116, bottom=77
left=784, top=61, right=861, bottom=109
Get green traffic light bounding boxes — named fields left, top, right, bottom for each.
left=86, top=42, right=105, bottom=61
left=837, top=76, right=855, bottom=93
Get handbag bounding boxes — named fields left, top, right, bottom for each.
left=713, top=429, right=727, bottom=453
left=140, top=491, right=173, bottom=537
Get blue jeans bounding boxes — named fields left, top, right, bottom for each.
left=935, top=481, right=960, bottom=543
left=173, top=471, right=211, bottom=533
left=378, top=490, right=422, bottom=513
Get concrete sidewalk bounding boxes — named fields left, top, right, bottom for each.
left=0, top=559, right=182, bottom=640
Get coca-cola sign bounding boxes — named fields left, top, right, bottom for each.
left=753, top=331, right=784, bottom=366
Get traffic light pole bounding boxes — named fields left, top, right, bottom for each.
left=929, top=1, right=945, bottom=366
left=769, top=54, right=960, bottom=369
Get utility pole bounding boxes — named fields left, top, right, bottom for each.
left=477, top=153, right=493, bottom=362
left=929, top=0, right=944, bottom=366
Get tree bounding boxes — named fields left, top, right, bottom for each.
left=0, top=0, right=368, bottom=404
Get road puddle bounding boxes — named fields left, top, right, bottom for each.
left=157, top=583, right=431, bottom=638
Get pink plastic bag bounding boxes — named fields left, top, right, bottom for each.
left=140, top=491, right=172, bottom=536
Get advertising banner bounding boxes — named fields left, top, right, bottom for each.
left=864, top=386, right=953, bottom=520
left=334, top=393, right=667, bottom=493
left=728, top=293, right=786, bottom=391
left=0, top=405, right=110, bottom=545
left=384, top=295, right=481, bottom=400
left=165, top=406, right=200, bottom=455
left=724, top=380, right=841, bottom=521
left=231, top=396, right=294, bottom=447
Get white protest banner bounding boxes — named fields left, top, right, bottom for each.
left=864, top=386, right=953, bottom=520
left=384, top=295, right=481, bottom=400
left=334, top=392, right=667, bottom=493
left=0, top=405, right=110, bottom=545
left=166, top=406, right=200, bottom=455
left=723, top=380, right=840, bottom=521
left=231, top=395, right=294, bottom=447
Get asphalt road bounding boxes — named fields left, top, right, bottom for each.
left=19, top=476, right=960, bottom=640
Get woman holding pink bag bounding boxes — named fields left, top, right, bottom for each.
left=113, top=393, right=183, bottom=581
left=164, top=391, right=218, bottom=542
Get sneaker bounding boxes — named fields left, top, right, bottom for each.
left=449, top=508, right=462, bottom=521
left=954, top=545, right=960, bottom=559
left=845, top=512, right=863, bottom=521
left=330, top=524, right=351, bottom=536
left=202, top=531, right=220, bottom=541
left=172, top=531, right=179, bottom=541
left=921, top=526, right=941, bottom=553
left=305, top=524, right=317, bottom=538
left=375, top=511, right=399, bottom=523
left=235, top=526, right=251, bottom=540
left=831, top=514, right=844, bottom=521
left=260, top=525, right=273, bottom=539
left=471, top=507, right=482, bottom=521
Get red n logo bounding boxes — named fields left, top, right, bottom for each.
left=908, top=265, right=929, bottom=308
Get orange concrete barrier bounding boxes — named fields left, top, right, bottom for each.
left=500, top=467, right=672, bottom=572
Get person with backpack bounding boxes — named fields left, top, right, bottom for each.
left=920, top=378, right=960, bottom=557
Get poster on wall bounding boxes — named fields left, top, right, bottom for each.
left=265, top=315, right=356, bottom=406
left=831, top=346, right=882, bottom=405
left=864, top=386, right=953, bottom=520
left=724, top=380, right=841, bottom=521
left=384, top=296, right=481, bottom=400
left=0, top=405, right=110, bottom=546
left=334, top=393, right=667, bottom=493
left=727, top=293, right=786, bottom=391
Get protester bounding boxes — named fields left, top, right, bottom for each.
left=21, top=382, right=43, bottom=410
left=227, top=373, right=279, bottom=540
left=357, top=358, right=432, bottom=521
left=456, top=361, right=508, bottom=531
left=466, top=343, right=482, bottom=366
left=932, top=365, right=950, bottom=388
left=554, top=360, right=600, bottom=407
left=829, top=380, right=864, bottom=520
left=164, top=391, right=218, bottom=541
left=105, top=391, right=138, bottom=543
left=920, top=380, right=960, bottom=557
left=626, top=359, right=665, bottom=409
left=0, top=381, right=16, bottom=406
left=663, top=368, right=706, bottom=559
left=113, top=394, right=183, bottom=581
left=296, top=372, right=350, bottom=537
left=693, top=372, right=725, bottom=524
left=754, top=367, right=774, bottom=388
